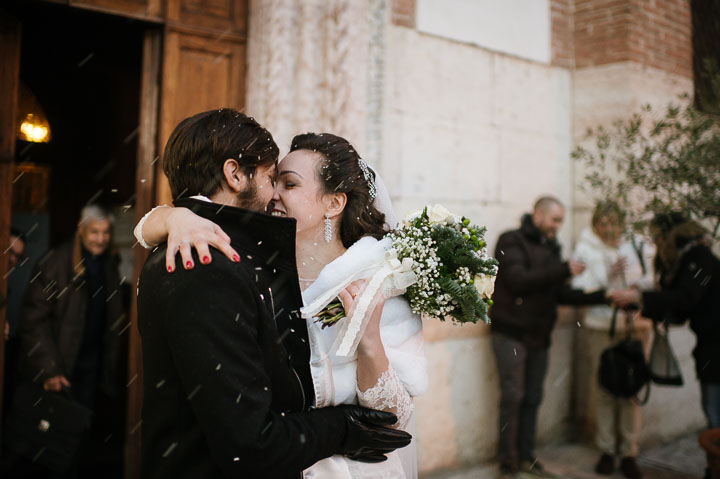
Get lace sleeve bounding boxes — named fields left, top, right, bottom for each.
left=134, top=205, right=171, bottom=250
left=356, top=367, right=414, bottom=430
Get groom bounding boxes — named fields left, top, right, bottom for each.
left=137, top=109, right=410, bottom=479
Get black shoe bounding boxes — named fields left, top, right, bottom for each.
left=595, top=453, right=615, bottom=475
left=620, top=456, right=642, bottom=479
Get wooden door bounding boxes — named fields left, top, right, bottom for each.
left=155, top=0, right=247, bottom=204
left=124, top=27, right=162, bottom=479
left=0, top=11, right=21, bottom=433
left=68, top=0, right=163, bottom=22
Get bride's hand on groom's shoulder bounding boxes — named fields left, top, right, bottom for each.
left=165, top=207, right=239, bottom=272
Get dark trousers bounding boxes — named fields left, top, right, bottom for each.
left=492, top=332, right=549, bottom=466
left=701, top=381, right=720, bottom=429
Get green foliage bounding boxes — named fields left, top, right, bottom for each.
left=432, top=226, right=482, bottom=272
left=571, top=95, right=720, bottom=237
left=389, top=207, right=498, bottom=325
left=437, top=276, right=488, bottom=324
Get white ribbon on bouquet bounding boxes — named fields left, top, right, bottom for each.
left=301, top=237, right=417, bottom=357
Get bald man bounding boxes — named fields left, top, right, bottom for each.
left=490, top=196, right=607, bottom=478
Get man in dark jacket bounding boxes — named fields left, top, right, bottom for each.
left=490, top=196, right=606, bottom=478
left=137, top=109, right=410, bottom=479
left=16, top=205, right=126, bottom=470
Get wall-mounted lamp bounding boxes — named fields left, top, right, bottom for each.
left=16, top=83, right=51, bottom=143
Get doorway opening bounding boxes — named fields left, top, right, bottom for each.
left=5, top=3, right=146, bottom=476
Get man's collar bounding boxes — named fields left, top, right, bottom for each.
left=172, top=197, right=298, bottom=271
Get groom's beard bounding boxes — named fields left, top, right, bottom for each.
left=234, top=181, right=267, bottom=213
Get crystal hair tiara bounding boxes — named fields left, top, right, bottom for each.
left=357, top=158, right=377, bottom=199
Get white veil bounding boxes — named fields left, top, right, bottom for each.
left=370, top=167, right=399, bottom=230
left=369, top=167, right=419, bottom=479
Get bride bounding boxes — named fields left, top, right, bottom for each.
left=135, top=132, right=428, bottom=478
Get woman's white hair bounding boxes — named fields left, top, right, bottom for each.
left=79, top=204, right=115, bottom=225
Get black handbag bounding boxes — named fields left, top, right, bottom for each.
left=598, top=309, right=651, bottom=403
left=649, top=320, right=684, bottom=386
left=3, top=381, right=93, bottom=473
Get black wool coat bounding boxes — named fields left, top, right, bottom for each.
left=137, top=199, right=347, bottom=479
left=489, top=214, right=606, bottom=349
left=642, top=243, right=720, bottom=384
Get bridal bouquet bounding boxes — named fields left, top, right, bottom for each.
left=388, top=205, right=498, bottom=324
left=311, top=204, right=498, bottom=333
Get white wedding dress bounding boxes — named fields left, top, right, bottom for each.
left=302, top=236, right=427, bottom=479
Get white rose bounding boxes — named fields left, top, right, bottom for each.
left=473, top=274, right=495, bottom=299
left=427, top=204, right=457, bottom=224
left=404, top=208, right=424, bottom=222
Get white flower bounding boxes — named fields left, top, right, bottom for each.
left=404, top=208, right=425, bottom=222
left=403, top=204, right=460, bottom=225
left=426, top=204, right=457, bottom=224
left=474, top=274, right=496, bottom=299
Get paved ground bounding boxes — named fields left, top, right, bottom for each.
left=422, top=432, right=707, bottom=479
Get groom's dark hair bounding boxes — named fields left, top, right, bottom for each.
left=163, top=108, right=279, bottom=200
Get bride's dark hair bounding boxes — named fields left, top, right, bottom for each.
left=290, top=133, right=387, bottom=248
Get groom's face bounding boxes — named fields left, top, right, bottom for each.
left=236, top=163, right=277, bottom=212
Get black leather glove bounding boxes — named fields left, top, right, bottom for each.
left=336, top=405, right=412, bottom=463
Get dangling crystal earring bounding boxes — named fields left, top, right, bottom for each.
left=324, top=213, right=332, bottom=243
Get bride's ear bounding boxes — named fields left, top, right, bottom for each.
left=326, top=192, right=347, bottom=218
left=222, top=158, right=247, bottom=193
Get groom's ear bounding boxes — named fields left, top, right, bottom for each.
left=326, top=192, right=347, bottom=218
left=222, top=158, right=247, bottom=193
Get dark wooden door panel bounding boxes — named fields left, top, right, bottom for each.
left=0, top=10, right=21, bottom=435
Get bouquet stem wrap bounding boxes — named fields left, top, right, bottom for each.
left=301, top=242, right=416, bottom=357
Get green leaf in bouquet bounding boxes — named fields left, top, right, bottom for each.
left=431, top=226, right=486, bottom=274
left=438, top=276, right=490, bottom=324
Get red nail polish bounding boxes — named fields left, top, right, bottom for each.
left=232, top=255, right=240, bottom=262
left=167, top=266, right=173, bottom=273
left=202, top=256, right=210, bottom=264
left=186, top=261, right=193, bottom=269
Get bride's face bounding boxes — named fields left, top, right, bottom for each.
left=270, top=150, right=331, bottom=235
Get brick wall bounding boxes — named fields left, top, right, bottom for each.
left=629, top=0, right=692, bottom=78
left=573, top=0, right=691, bottom=77
left=392, top=0, right=415, bottom=28
left=551, top=0, right=575, bottom=68
left=574, top=0, right=634, bottom=66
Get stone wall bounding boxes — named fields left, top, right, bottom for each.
left=384, top=25, right=577, bottom=472
left=244, top=0, right=706, bottom=475
left=384, top=25, right=574, bottom=253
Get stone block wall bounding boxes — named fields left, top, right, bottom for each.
left=382, top=0, right=704, bottom=474
left=245, top=0, right=705, bottom=474
left=384, top=24, right=577, bottom=472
